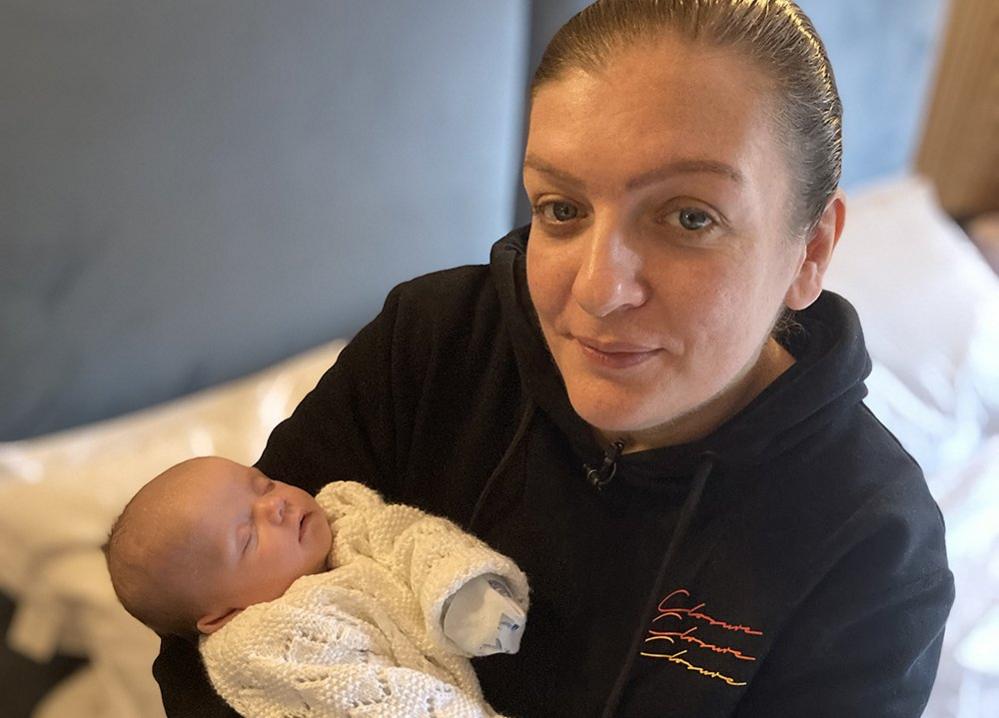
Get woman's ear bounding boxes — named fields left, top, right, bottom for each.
left=197, top=607, right=242, bottom=635
left=784, top=189, right=846, bottom=311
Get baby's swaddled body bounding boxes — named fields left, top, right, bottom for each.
left=200, top=481, right=529, bottom=718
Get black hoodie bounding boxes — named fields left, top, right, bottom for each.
left=154, top=225, right=954, bottom=717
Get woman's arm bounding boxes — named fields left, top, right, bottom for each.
left=733, top=513, right=955, bottom=717
left=154, top=635, right=239, bottom=718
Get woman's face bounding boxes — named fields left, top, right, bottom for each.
left=524, top=37, right=814, bottom=448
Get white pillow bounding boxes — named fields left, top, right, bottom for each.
left=863, top=357, right=986, bottom=477
left=824, top=175, right=999, bottom=474
left=0, top=338, right=345, bottom=596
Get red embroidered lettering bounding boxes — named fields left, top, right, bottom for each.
left=640, top=588, right=763, bottom=688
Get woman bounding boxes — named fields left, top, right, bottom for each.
left=154, top=1, right=954, bottom=716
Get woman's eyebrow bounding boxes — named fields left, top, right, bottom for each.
left=523, top=154, right=744, bottom=190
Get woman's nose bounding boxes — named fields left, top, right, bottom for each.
left=572, top=223, right=648, bottom=317
left=254, top=494, right=286, bottom=524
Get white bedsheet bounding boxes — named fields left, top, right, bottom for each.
left=923, top=436, right=999, bottom=718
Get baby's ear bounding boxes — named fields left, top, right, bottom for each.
left=197, top=607, right=242, bottom=635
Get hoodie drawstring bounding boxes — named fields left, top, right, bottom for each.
left=599, top=451, right=718, bottom=718
left=585, top=439, right=626, bottom=489
left=468, top=397, right=536, bottom=533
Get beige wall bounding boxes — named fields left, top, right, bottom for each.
left=917, top=0, right=999, bottom=218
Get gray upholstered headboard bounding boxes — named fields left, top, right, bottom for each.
left=1, top=0, right=948, bottom=440
left=1, top=1, right=528, bottom=439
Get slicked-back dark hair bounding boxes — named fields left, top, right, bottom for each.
left=530, top=0, right=843, bottom=234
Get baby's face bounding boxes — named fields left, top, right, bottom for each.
left=153, top=457, right=332, bottom=633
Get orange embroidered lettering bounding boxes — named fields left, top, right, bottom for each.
left=644, top=627, right=756, bottom=661
left=639, top=649, right=748, bottom=687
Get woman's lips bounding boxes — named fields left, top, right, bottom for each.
left=575, top=337, right=661, bottom=369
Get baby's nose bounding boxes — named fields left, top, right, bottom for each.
left=255, top=495, right=286, bottom=523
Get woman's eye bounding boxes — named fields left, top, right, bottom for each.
left=534, top=200, right=579, bottom=224
left=674, top=208, right=714, bottom=232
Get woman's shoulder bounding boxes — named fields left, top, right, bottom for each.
left=380, top=263, right=511, bottom=361
left=391, top=263, right=495, bottom=317
left=825, top=401, right=932, bottom=508
left=750, top=401, right=948, bottom=591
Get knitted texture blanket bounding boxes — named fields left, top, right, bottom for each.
left=200, top=481, right=530, bottom=717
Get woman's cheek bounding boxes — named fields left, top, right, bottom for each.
left=526, top=244, right=571, bottom=321
left=680, top=265, right=755, bottom=362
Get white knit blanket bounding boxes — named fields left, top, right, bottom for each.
left=201, top=481, right=530, bottom=718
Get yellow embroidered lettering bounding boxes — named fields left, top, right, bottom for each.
left=639, top=649, right=748, bottom=687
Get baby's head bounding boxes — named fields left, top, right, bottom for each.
left=104, top=456, right=332, bottom=639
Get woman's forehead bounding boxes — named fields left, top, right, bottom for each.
left=525, top=40, right=778, bottom=187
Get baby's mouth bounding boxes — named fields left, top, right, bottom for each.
left=298, top=512, right=309, bottom=542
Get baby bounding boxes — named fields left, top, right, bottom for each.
left=104, top=456, right=529, bottom=718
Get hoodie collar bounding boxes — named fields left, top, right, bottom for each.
left=490, top=224, right=872, bottom=484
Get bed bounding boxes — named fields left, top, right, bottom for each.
left=0, top=174, right=997, bottom=717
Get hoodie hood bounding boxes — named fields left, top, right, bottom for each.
left=489, top=223, right=873, bottom=485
